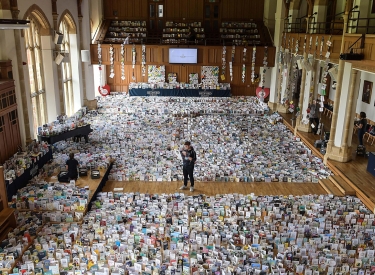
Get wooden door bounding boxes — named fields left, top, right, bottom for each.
left=204, top=0, right=220, bottom=35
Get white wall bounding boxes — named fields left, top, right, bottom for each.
left=299, top=0, right=308, bottom=18
left=90, top=0, right=104, bottom=39
left=82, top=0, right=96, bottom=100
left=336, top=0, right=346, bottom=14
left=263, top=0, right=276, bottom=38
left=355, top=71, right=375, bottom=122
left=18, top=0, right=54, bottom=25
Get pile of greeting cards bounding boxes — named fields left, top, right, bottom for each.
left=9, top=179, right=90, bottom=222
left=128, top=82, right=231, bottom=90
left=4, top=192, right=375, bottom=275
left=3, top=140, right=50, bottom=183
left=0, top=211, right=43, bottom=273
left=57, top=95, right=331, bottom=182
left=38, top=108, right=88, bottom=137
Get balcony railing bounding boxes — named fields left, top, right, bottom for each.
left=284, top=10, right=369, bottom=35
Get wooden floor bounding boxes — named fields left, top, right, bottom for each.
left=102, top=180, right=327, bottom=196
left=279, top=111, right=375, bottom=207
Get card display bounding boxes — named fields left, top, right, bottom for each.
left=4, top=193, right=374, bottom=275
left=201, top=66, right=219, bottom=85
left=148, top=65, right=165, bottom=84
left=71, top=95, right=332, bottom=182
left=168, top=73, right=177, bottom=83
left=189, top=73, right=199, bottom=84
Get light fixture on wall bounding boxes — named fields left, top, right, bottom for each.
left=54, top=31, right=64, bottom=45
left=0, top=19, right=30, bottom=29
left=55, top=53, right=65, bottom=65
left=81, top=50, right=90, bottom=63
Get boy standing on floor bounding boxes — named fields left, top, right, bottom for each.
left=179, top=141, right=197, bottom=191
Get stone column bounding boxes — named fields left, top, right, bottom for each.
left=341, top=69, right=358, bottom=149
left=268, top=0, right=285, bottom=111
left=324, top=13, right=349, bottom=164
left=294, top=52, right=307, bottom=135
left=277, top=52, right=292, bottom=113
left=52, top=0, right=65, bottom=115
left=78, top=15, right=87, bottom=104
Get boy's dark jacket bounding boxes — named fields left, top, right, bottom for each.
left=180, top=147, right=197, bottom=166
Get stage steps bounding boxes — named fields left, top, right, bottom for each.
left=319, top=178, right=344, bottom=196
left=329, top=175, right=356, bottom=196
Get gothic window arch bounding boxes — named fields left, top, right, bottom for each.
left=24, top=17, right=47, bottom=137
left=59, top=18, right=74, bottom=116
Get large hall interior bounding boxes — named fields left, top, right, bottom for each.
left=1, top=0, right=375, bottom=274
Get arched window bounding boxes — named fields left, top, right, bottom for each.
left=59, top=19, right=74, bottom=116
left=24, top=17, right=47, bottom=137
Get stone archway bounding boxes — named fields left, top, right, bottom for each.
left=58, top=10, right=77, bottom=34
left=22, top=4, right=52, bottom=36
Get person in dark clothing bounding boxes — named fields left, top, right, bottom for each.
left=66, top=152, right=79, bottom=181
left=355, top=112, right=367, bottom=146
left=179, top=141, right=197, bottom=191
left=309, top=99, right=320, bottom=135
left=188, top=27, right=196, bottom=43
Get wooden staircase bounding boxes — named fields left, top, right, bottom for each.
left=319, top=174, right=356, bottom=197
left=329, top=175, right=356, bottom=195
left=319, top=178, right=343, bottom=196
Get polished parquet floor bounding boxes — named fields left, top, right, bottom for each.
left=102, top=180, right=327, bottom=196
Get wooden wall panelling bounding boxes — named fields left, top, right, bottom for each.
left=92, top=45, right=276, bottom=66
left=104, top=0, right=148, bottom=20
left=165, top=0, right=178, bottom=20
left=91, top=44, right=276, bottom=95
left=3, top=115, right=12, bottom=158
left=187, top=0, right=204, bottom=21
left=161, top=47, right=168, bottom=64
left=11, top=121, right=20, bottom=153
left=0, top=119, right=6, bottom=164
left=129, top=0, right=148, bottom=20
left=221, top=0, right=264, bottom=21
left=103, top=0, right=114, bottom=18
left=111, top=0, right=119, bottom=17
left=331, top=38, right=341, bottom=54
left=179, top=1, right=188, bottom=20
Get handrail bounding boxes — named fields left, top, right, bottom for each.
left=92, top=19, right=104, bottom=44
left=348, top=16, right=375, bottom=34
